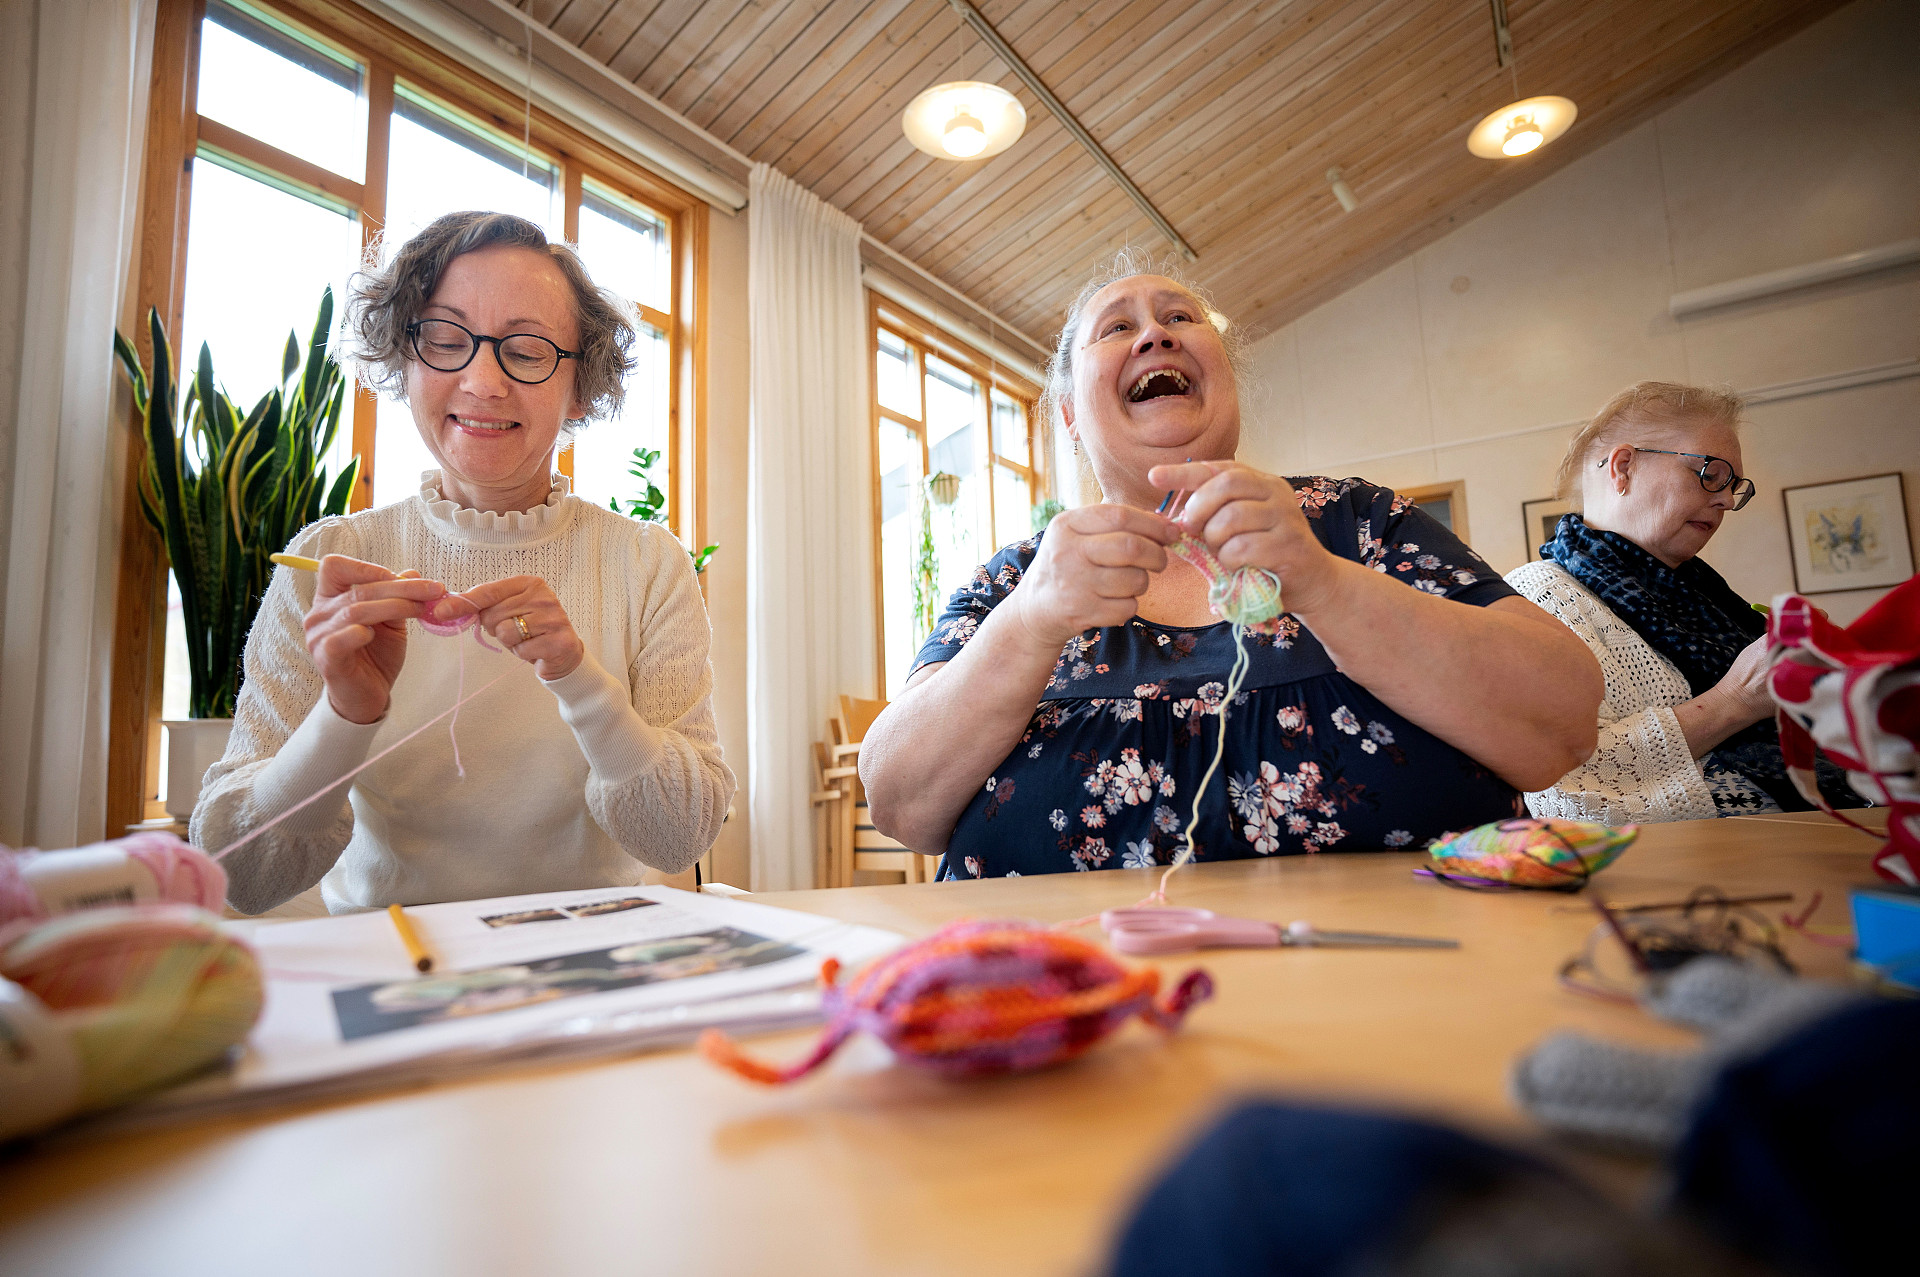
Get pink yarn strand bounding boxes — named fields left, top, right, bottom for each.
left=208, top=668, right=510, bottom=864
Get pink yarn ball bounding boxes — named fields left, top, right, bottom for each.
left=0, top=833, right=226, bottom=925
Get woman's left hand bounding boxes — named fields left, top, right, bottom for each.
left=431, top=576, right=585, bottom=681
left=1149, top=461, right=1344, bottom=612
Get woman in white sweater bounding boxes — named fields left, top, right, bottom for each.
left=195, top=212, right=734, bottom=914
left=1507, top=381, right=1861, bottom=822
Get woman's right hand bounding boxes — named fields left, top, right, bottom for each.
left=303, top=555, right=447, bottom=724
left=1712, top=634, right=1777, bottom=726
left=1009, top=506, right=1175, bottom=650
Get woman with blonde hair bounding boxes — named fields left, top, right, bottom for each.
left=858, top=251, right=1603, bottom=877
left=1507, top=381, right=1862, bottom=821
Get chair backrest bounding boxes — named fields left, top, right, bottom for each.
left=838, top=695, right=888, bottom=744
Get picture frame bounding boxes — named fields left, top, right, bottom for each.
left=1520, top=497, right=1575, bottom=561
left=1781, top=472, right=1914, bottom=594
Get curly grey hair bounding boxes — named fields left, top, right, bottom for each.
left=1039, top=245, right=1249, bottom=440
left=1041, top=246, right=1251, bottom=503
left=344, top=211, right=638, bottom=423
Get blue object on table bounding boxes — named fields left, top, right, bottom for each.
left=1851, top=886, right=1920, bottom=990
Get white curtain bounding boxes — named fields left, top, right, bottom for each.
left=0, top=0, right=156, bottom=848
left=746, top=163, right=874, bottom=891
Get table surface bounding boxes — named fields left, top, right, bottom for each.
left=0, top=811, right=1887, bottom=1277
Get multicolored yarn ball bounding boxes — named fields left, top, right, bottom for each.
left=1, top=832, right=227, bottom=924
left=1168, top=534, right=1285, bottom=628
left=700, top=920, right=1213, bottom=1084
left=1423, top=818, right=1637, bottom=891
left=0, top=904, right=263, bottom=1139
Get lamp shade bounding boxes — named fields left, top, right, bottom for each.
left=903, top=82, right=1026, bottom=161
left=1467, top=95, right=1577, bottom=159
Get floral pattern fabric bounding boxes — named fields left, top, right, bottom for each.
left=916, top=477, right=1525, bottom=879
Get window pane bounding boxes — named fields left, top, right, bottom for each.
left=994, top=465, right=1031, bottom=551
left=179, top=158, right=360, bottom=416
left=578, top=180, right=669, bottom=314
left=374, top=88, right=559, bottom=508
left=878, top=418, right=926, bottom=696
left=382, top=87, right=558, bottom=252
left=373, top=396, right=438, bottom=509
left=933, top=471, right=985, bottom=610
left=991, top=388, right=1027, bottom=465
left=570, top=323, right=670, bottom=512
left=198, top=1, right=364, bottom=181
left=876, top=328, right=918, bottom=419
left=923, top=353, right=979, bottom=480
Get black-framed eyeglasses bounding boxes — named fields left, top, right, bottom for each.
left=405, top=318, right=578, bottom=386
left=1601, top=447, right=1756, bottom=511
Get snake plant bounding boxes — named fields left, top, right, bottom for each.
left=113, top=288, right=360, bottom=718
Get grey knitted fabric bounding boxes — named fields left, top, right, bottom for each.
left=1511, top=958, right=1862, bottom=1152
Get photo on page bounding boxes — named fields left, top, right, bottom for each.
left=330, top=927, right=803, bottom=1041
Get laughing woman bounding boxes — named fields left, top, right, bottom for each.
left=858, top=251, right=1603, bottom=878
left=194, top=212, right=734, bottom=914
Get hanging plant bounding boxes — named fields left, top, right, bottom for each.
left=911, top=478, right=940, bottom=643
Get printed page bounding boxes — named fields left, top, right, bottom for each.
left=228, top=886, right=900, bottom=1092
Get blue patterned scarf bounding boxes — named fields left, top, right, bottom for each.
left=1543, top=513, right=1858, bottom=811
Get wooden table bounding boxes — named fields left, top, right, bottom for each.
left=0, top=812, right=1886, bottom=1277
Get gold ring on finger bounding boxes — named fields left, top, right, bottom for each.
left=513, top=614, right=532, bottom=641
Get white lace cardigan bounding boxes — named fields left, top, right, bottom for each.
left=1503, top=559, right=1723, bottom=823
left=193, top=472, right=735, bottom=914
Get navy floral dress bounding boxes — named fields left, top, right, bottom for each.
left=914, top=477, right=1526, bottom=879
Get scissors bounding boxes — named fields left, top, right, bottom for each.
left=1100, top=907, right=1460, bottom=956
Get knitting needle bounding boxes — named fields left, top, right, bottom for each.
left=388, top=903, right=434, bottom=973
left=1155, top=456, right=1195, bottom=516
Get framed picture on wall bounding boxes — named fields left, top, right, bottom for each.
left=1781, top=472, right=1913, bottom=594
left=1521, top=497, right=1575, bottom=561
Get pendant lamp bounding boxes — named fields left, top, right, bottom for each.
left=902, top=81, right=1026, bottom=161
left=1468, top=95, right=1577, bottom=159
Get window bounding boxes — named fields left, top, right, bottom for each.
left=130, top=0, right=707, bottom=820
left=870, top=300, right=1041, bottom=696
left=1394, top=480, right=1471, bottom=542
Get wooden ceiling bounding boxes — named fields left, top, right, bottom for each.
left=512, top=0, right=1846, bottom=348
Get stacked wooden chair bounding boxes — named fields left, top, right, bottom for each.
left=810, top=695, right=942, bottom=888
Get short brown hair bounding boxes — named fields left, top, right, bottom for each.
left=1555, top=381, right=1745, bottom=504
left=344, top=211, right=637, bottom=422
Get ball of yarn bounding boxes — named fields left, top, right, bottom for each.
left=1168, top=534, right=1285, bottom=627
left=1425, top=818, right=1637, bottom=891
left=0, top=832, right=226, bottom=924
left=1208, top=566, right=1285, bottom=628
left=0, top=904, right=262, bottom=1122
left=701, top=919, right=1213, bottom=1084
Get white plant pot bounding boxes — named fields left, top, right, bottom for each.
left=163, top=718, right=234, bottom=822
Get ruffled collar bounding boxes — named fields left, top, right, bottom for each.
left=416, top=470, right=576, bottom=544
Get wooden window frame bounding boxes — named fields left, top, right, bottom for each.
left=867, top=293, right=1040, bottom=695
left=108, top=0, right=710, bottom=832
left=1396, top=479, right=1471, bottom=544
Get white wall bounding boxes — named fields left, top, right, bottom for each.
left=1240, top=0, right=1919, bottom=624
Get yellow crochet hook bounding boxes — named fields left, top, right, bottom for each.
left=269, top=553, right=321, bottom=572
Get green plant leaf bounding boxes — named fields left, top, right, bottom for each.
left=281, top=331, right=300, bottom=383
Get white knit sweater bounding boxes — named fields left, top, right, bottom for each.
left=1504, top=559, right=1773, bottom=823
left=193, top=472, right=735, bottom=914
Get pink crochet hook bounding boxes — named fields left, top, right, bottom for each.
left=1100, top=907, right=1459, bottom=956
